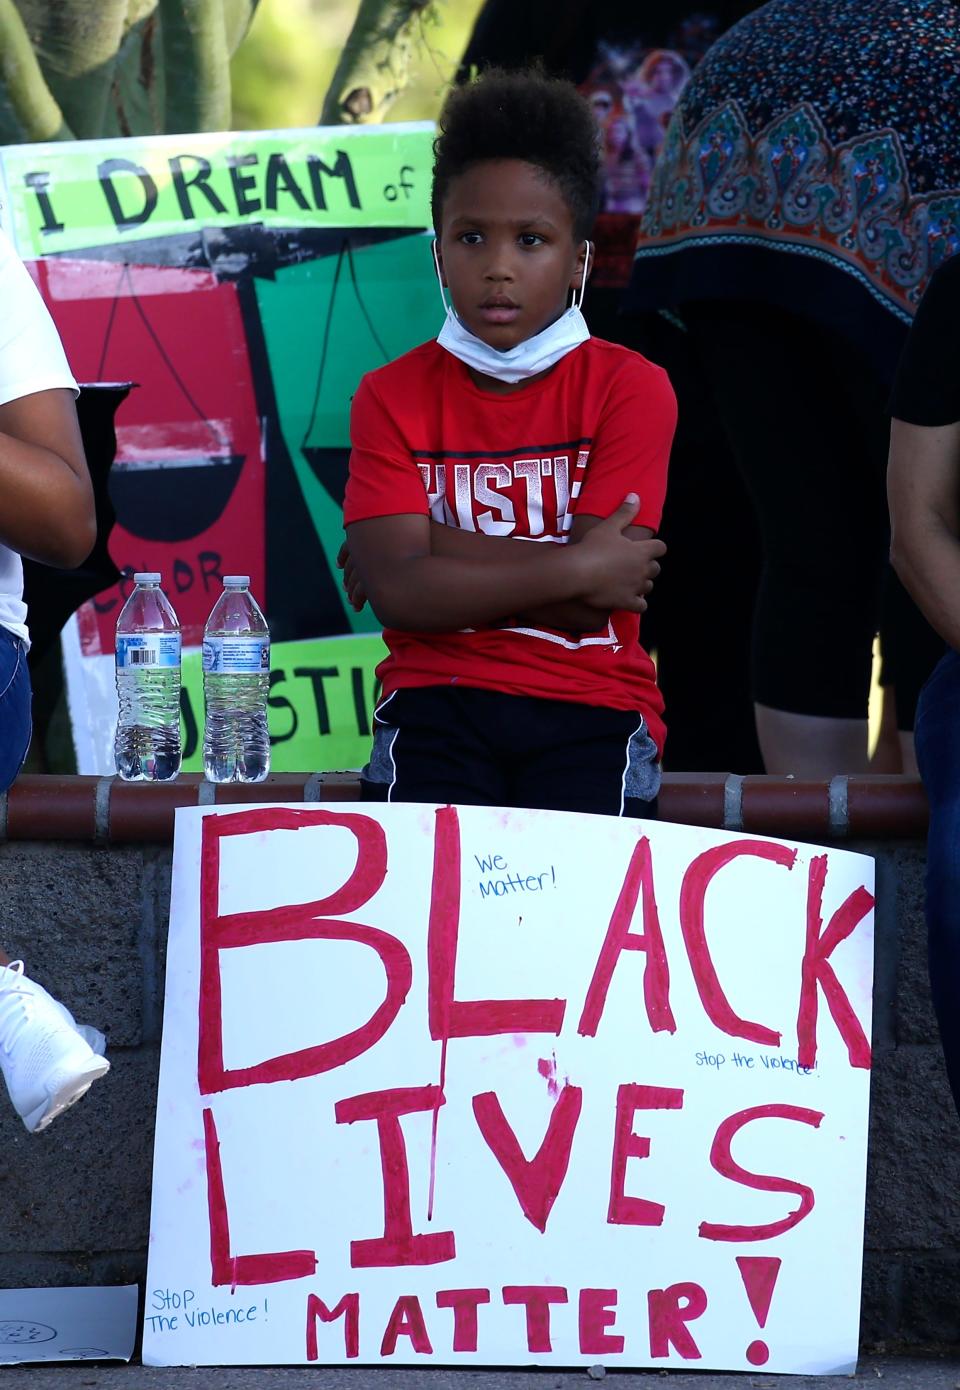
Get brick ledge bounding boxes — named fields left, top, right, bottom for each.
left=0, top=773, right=929, bottom=843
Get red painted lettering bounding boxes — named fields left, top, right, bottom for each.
left=380, top=1294, right=433, bottom=1356
left=472, top=1083, right=582, bottom=1232
left=428, top=806, right=566, bottom=1040
left=797, top=855, right=873, bottom=1069
left=699, top=1103, right=824, bottom=1241
left=648, top=1282, right=707, bottom=1359
left=335, top=1086, right=456, bottom=1267
left=578, top=836, right=675, bottom=1036
left=203, top=1107, right=316, bottom=1286
left=679, top=840, right=798, bottom=1046
left=436, top=1288, right=491, bottom=1352
left=736, top=1255, right=782, bottom=1328
left=579, top=1288, right=624, bottom=1355
left=608, top=1084, right=684, bottom=1227
left=198, top=809, right=410, bottom=1093
left=502, top=1285, right=568, bottom=1354
left=305, top=1292, right=359, bottom=1360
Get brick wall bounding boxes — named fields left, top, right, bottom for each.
left=0, top=773, right=953, bottom=1352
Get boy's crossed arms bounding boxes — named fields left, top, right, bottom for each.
left=340, top=493, right=664, bottom=637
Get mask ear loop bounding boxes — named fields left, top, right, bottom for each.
left=573, top=239, right=593, bottom=311
left=431, top=238, right=452, bottom=314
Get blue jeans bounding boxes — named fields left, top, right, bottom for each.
left=0, top=625, right=31, bottom=793
left=914, top=647, right=960, bottom=1114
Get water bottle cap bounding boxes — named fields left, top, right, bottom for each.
left=223, top=575, right=250, bottom=588
left=134, top=572, right=161, bottom=585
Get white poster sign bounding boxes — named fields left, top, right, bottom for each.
left=145, top=803, right=875, bottom=1372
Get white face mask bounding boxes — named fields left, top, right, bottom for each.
left=433, top=238, right=592, bottom=385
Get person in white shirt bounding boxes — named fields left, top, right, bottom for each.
left=0, top=226, right=110, bottom=1132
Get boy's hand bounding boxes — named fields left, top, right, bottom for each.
left=571, top=494, right=666, bottom=612
left=337, top=539, right=367, bottom=612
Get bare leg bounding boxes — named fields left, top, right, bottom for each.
left=755, top=704, right=871, bottom=776
left=870, top=685, right=903, bottom=772
left=0, top=950, right=11, bottom=967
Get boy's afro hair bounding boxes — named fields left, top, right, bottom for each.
left=432, top=67, right=602, bottom=241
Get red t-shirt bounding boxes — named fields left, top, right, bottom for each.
left=343, top=336, right=677, bottom=753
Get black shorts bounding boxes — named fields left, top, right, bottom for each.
left=360, top=686, right=660, bottom=819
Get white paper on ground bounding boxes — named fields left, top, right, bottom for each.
left=0, top=1285, right=139, bottom=1363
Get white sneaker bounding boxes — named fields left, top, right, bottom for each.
left=51, top=998, right=107, bottom=1058
left=0, top=962, right=110, bottom=1133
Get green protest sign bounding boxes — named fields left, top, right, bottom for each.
left=179, top=632, right=386, bottom=773
left=254, top=234, right=441, bottom=634
left=0, top=124, right=433, bottom=257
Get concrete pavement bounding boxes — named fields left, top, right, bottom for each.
left=3, top=1355, right=960, bottom=1389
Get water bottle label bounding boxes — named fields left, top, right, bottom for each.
left=202, top=637, right=270, bottom=674
left=116, top=634, right=181, bottom=670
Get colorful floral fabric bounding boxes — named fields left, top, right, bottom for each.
left=636, top=0, right=960, bottom=320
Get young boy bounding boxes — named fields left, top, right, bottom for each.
left=342, top=68, right=676, bottom=817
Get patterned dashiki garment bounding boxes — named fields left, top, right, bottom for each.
left=627, top=0, right=960, bottom=376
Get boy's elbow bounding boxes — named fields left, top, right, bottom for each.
left=370, top=593, right=429, bottom=630
left=373, top=594, right=461, bottom=631
left=365, top=569, right=432, bottom=630
left=361, top=551, right=453, bottom=629
left=366, top=583, right=409, bottom=630
left=369, top=596, right=402, bottom=629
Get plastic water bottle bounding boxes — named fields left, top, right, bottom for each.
left=114, top=572, right=182, bottom=781
left=202, top=576, right=270, bottom=783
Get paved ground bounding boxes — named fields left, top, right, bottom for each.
left=3, top=1355, right=960, bottom=1389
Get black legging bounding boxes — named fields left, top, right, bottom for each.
left=586, top=293, right=765, bottom=773
left=682, top=300, right=941, bottom=725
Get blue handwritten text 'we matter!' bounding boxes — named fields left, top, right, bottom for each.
left=474, top=852, right=557, bottom=900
